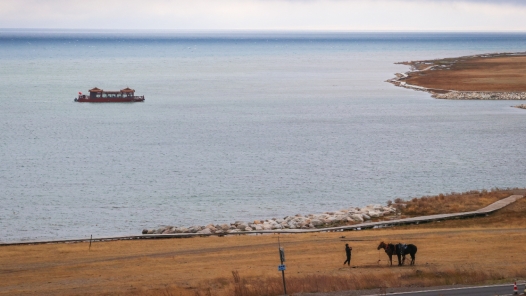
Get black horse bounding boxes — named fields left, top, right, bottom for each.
left=378, top=242, right=418, bottom=266
left=396, top=243, right=418, bottom=266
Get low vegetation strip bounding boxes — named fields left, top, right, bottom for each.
left=393, top=188, right=521, bottom=216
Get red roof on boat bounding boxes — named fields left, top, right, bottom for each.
left=120, top=87, right=135, bottom=93
left=88, top=87, right=135, bottom=93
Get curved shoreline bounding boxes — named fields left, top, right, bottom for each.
left=387, top=52, right=526, bottom=108
left=2, top=194, right=521, bottom=246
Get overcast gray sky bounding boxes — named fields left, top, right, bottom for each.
left=1, top=0, right=525, bottom=31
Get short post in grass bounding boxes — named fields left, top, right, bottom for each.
left=278, top=235, right=287, bottom=295
left=89, top=234, right=92, bottom=252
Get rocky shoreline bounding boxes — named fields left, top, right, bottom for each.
left=142, top=204, right=398, bottom=235
left=431, top=91, right=526, bottom=100
left=387, top=52, right=526, bottom=107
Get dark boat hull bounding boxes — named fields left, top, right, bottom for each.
left=75, top=96, right=145, bottom=103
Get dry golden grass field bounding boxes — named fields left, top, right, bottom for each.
left=403, top=55, right=526, bottom=92
left=1, top=189, right=525, bottom=296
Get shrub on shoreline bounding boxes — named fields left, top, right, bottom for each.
left=392, top=188, right=521, bottom=217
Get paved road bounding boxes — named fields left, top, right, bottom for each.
left=370, top=283, right=525, bottom=296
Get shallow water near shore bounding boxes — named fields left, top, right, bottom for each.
left=1, top=31, right=526, bottom=242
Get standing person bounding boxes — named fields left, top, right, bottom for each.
left=343, top=243, right=352, bottom=266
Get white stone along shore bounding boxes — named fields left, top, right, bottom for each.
left=142, top=204, right=397, bottom=235
left=387, top=73, right=526, bottom=102
left=431, top=91, right=526, bottom=100
left=386, top=52, right=526, bottom=109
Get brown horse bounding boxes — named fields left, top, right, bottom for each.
left=377, top=241, right=401, bottom=266
left=377, top=242, right=418, bottom=266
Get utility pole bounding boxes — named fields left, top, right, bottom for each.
left=278, top=235, right=287, bottom=295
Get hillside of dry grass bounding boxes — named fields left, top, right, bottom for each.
left=0, top=189, right=524, bottom=296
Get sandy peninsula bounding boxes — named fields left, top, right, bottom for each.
left=388, top=52, right=526, bottom=108
left=1, top=189, right=525, bottom=296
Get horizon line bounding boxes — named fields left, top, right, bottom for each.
left=2, top=28, right=526, bottom=33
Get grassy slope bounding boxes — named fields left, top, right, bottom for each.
left=0, top=190, right=524, bottom=296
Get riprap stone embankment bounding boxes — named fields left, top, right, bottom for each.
left=142, top=204, right=397, bottom=235
left=432, top=91, right=526, bottom=100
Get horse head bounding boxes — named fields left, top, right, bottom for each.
left=377, top=241, right=386, bottom=250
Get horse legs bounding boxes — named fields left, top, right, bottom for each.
left=388, top=254, right=392, bottom=266
left=400, top=254, right=405, bottom=266
left=410, top=254, right=415, bottom=265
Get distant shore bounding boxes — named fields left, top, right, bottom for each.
left=387, top=52, right=526, bottom=108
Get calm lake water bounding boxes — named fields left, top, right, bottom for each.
left=1, top=31, right=525, bottom=242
